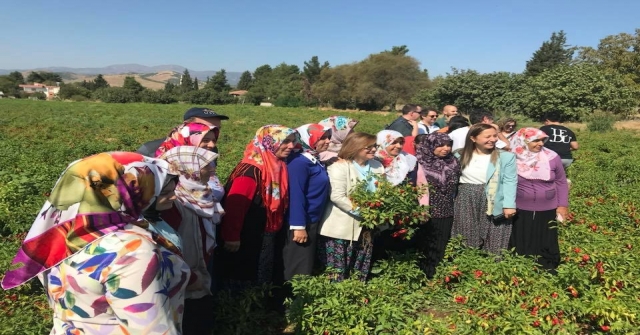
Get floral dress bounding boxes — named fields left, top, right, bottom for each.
left=38, top=225, right=190, bottom=335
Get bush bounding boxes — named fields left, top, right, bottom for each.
left=92, top=87, right=138, bottom=103
left=70, top=94, right=89, bottom=102
left=274, top=95, right=303, bottom=107
left=140, top=89, right=177, bottom=104
left=586, top=110, right=615, bottom=132
left=58, top=83, right=92, bottom=100
left=31, top=92, right=46, bottom=100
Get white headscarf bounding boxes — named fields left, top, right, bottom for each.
left=374, top=130, right=417, bottom=186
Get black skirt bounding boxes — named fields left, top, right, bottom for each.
left=509, top=209, right=560, bottom=270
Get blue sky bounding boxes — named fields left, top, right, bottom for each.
left=1, top=0, right=638, bottom=76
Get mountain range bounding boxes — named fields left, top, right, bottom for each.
left=0, top=64, right=243, bottom=87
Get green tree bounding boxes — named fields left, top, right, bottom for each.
left=514, top=64, right=636, bottom=120
left=180, top=69, right=194, bottom=93
left=205, top=69, right=231, bottom=92
left=0, top=76, right=20, bottom=97
left=303, top=56, right=329, bottom=85
left=387, top=45, right=410, bottom=56
left=525, top=30, right=575, bottom=76
left=577, top=29, right=640, bottom=90
left=193, top=77, right=199, bottom=91
left=164, top=82, right=177, bottom=94
left=236, top=71, right=253, bottom=90
left=58, top=83, right=92, bottom=100
left=416, top=69, right=523, bottom=113
left=122, top=76, right=144, bottom=94
left=26, top=72, right=44, bottom=83
left=8, top=71, right=24, bottom=84
left=93, top=74, right=109, bottom=89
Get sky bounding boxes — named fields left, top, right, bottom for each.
left=1, top=0, right=639, bottom=76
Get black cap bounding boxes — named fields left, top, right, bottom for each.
left=183, top=107, right=229, bottom=121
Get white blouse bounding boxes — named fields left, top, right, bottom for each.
left=460, top=153, right=491, bottom=184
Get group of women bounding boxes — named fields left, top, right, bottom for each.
left=1, top=114, right=569, bottom=334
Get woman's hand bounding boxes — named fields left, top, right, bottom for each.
left=556, top=206, right=569, bottom=221
left=292, top=229, right=308, bottom=244
left=503, top=208, right=517, bottom=219
left=224, top=241, right=241, bottom=252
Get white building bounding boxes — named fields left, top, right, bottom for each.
left=19, top=82, right=60, bottom=100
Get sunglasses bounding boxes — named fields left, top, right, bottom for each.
left=364, top=144, right=379, bottom=151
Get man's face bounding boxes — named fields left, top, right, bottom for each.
left=193, top=117, right=222, bottom=129
left=444, top=106, right=458, bottom=119
left=422, top=110, right=438, bottom=125
left=410, top=107, right=421, bottom=121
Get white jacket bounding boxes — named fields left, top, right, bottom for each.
left=319, top=159, right=385, bottom=241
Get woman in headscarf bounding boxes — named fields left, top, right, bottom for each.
left=159, top=146, right=220, bottom=335
left=414, top=133, right=461, bottom=278
left=282, top=123, right=332, bottom=280
left=318, top=132, right=385, bottom=282
left=155, top=121, right=225, bottom=202
left=216, top=125, right=297, bottom=291
left=318, top=116, right=359, bottom=165
left=374, top=130, right=418, bottom=186
left=1, top=152, right=190, bottom=334
left=509, top=128, right=569, bottom=272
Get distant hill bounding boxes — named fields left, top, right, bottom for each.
left=0, top=64, right=243, bottom=88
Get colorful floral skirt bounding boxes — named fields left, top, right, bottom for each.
left=318, top=231, right=373, bottom=282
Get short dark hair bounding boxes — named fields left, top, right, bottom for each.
left=469, top=109, right=494, bottom=124
left=401, top=104, right=419, bottom=115
left=447, top=116, right=471, bottom=133
left=414, top=134, right=428, bottom=144
left=419, top=107, right=438, bottom=117
left=544, top=111, right=562, bottom=122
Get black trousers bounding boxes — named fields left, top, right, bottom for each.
left=417, top=217, right=453, bottom=279
left=509, top=209, right=560, bottom=271
left=182, top=295, right=215, bottom=335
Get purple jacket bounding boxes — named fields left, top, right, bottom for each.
left=515, top=155, right=569, bottom=211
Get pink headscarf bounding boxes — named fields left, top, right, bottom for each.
left=510, top=127, right=558, bottom=180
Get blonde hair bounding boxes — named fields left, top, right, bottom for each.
left=338, top=132, right=376, bottom=161
left=497, top=117, right=517, bottom=132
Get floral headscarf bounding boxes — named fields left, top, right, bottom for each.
left=510, top=127, right=558, bottom=180
left=374, top=130, right=417, bottom=186
left=155, top=122, right=219, bottom=158
left=416, top=133, right=461, bottom=190
left=295, top=123, right=330, bottom=163
left=2, top=152, right=177, bottom=290
left=160, top=146, right=221, bottom=254
left=318, top=116, right=359, bottom=154
left=227, top=125, right=297, bottom=233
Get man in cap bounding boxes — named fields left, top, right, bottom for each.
left=136, top=107, right=229, bottom=156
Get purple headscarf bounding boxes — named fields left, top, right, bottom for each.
left=416, top=133, right=461, bottom=190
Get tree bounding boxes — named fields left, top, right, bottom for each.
left=193, top=77, right=199, bottom=91
left=205, top=69, right=231, bottom=92
left=303, top=56, right=330, bottom=85
left=122, top=76, right=144, bottom=94
left=58, top=83, right=92, bottom=100
left=93, top=74, right=109, bottom=89
left=525, top=31, right=575, bottom=76
left=415, top=69, right=523, bottom=113
left=236, top=71, right=253, bottom=90
left=0, top=75, right=21, bottom=97
left=8, top=71, right=24, bottom=84
left=164, top=82, right=177, bottom=94
left=180, top=69, right=194, bottom=93
left=387, top=45, right=410, bottom=56
left=577, top=29, right=640, bottom=90
left=26, top=72, right=44, bottom=83
left=514, top=64, right=636, bottom=120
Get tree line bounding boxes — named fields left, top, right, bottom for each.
left=1, top=29, right=638, bottom=120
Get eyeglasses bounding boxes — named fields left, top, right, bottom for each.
left=505, top=124, right=516, bottom=128
left=364, top=144, right=379, bottom=151
left=428, top=115, right=437, bottom=118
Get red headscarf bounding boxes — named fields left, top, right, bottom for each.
left=154, top=122, right=219, bottom=157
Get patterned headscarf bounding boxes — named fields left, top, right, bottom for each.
left=161, top=146, right=221, bottom=253
left=295, top=123, right=330, bottom=163
left=318, top=116, right=359, bottom=154
left=227, top=125, right=297, bottom=233
left=510, top=127, right=558, bottom=181
left=374, top=130, right=417, bottom=186
left=2, top=152, right=177, bottom=290
left=416, top=133, right=461, bottom=190
left=155, top=122, right=219, bottom=157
